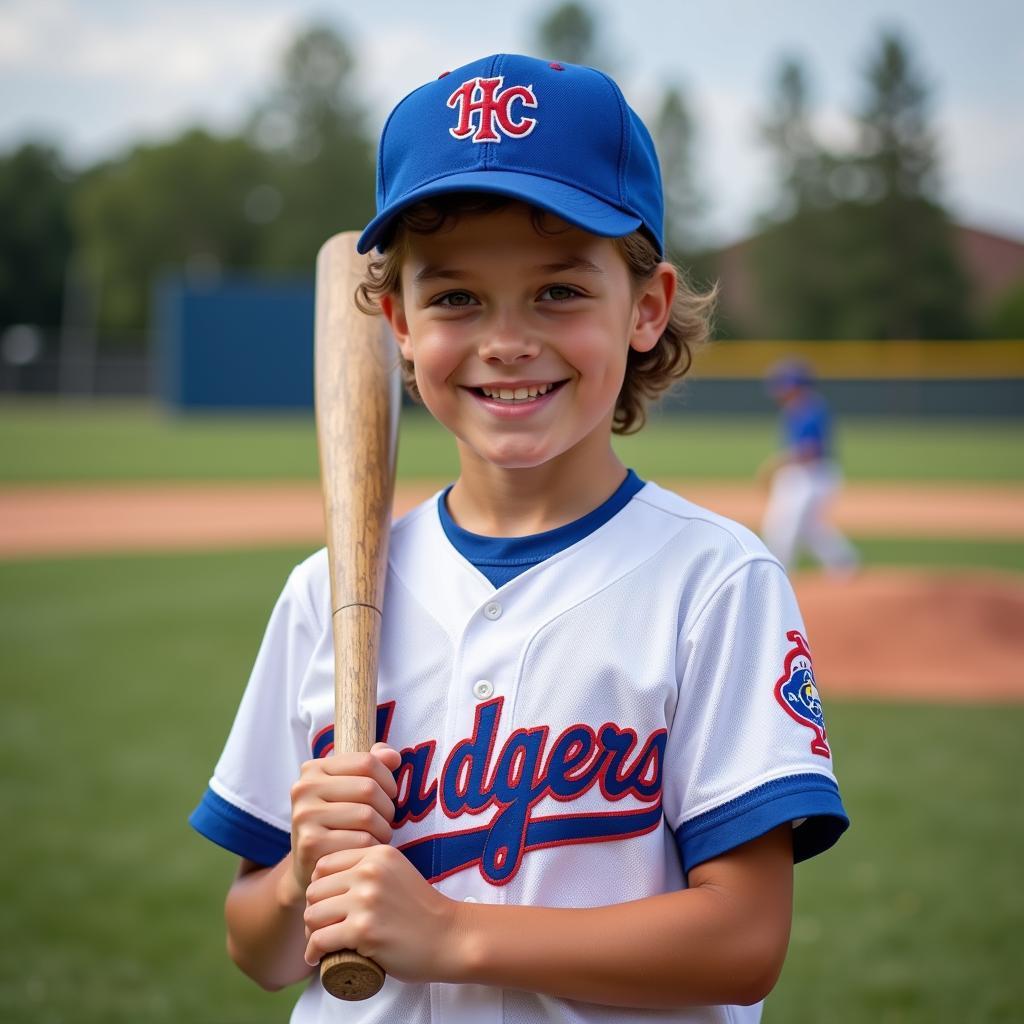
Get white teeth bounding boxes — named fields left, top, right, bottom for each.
left=480, top=382, right=554, bottom=402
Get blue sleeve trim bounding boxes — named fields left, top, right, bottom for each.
left=189, top=787, right=291, bottom=867
left=674, top=773, right=849, bottom=874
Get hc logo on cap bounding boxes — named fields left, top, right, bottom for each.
left=447, top=76, right=539, bottom=143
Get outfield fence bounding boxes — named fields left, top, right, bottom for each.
left=3, top=312, right=1022, bottom=418
left=676, top=339, right=1024, bottom=418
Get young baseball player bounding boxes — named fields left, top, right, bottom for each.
left=191, top=54, right=849, bottom=1023
left=759, top=359, right=860, bottom=574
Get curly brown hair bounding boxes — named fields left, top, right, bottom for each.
left=356, top=195, right=717, bottom=434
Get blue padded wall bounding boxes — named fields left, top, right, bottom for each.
left=156, top=277, right=315, bottom=409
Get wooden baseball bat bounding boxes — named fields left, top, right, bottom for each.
left=314, top=231, right=400, bottom=1001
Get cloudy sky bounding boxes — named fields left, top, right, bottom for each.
left=1, top=0, right=1021, bottom=244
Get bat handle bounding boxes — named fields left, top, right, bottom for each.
left=320, top=950, right=385, bottom=1000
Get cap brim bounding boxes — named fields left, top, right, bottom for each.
left=356, top=171, right=642, bottom=253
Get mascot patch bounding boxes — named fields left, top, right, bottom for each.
left=774, top=630, right=831, bottom=758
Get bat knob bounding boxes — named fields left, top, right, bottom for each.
left=320, top=950, right=386, bottom=1000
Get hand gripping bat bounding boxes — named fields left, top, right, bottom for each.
left=314, top=231, right=400, bottom=1000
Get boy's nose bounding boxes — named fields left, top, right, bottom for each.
left=477, top=314, right=541, bottom=364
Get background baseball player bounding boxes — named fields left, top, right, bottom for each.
left=759, top=359, right=860, bottom=575
left=190, top=53, right=849, bottom=1022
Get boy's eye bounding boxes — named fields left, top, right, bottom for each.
left=435, top=291, right=477, bottom=307
left=540, top=284, right=581, bottom=301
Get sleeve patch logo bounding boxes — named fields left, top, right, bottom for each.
left=774, top=629, right=831, bottom=759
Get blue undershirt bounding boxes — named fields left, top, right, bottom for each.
left=438, top=469, right=646, bottom=588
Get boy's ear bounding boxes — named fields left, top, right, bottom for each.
left=629, top=262, right=677, bottom=354
left=380, top=294, right=414, bottom=361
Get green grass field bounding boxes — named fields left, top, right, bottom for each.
left=1, top=400, right=1022, bottom=1021
left=2, top=398, right=1022, bottom=482
left=0, top=546, right=1022, bottom=1023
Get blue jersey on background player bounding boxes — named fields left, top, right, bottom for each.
left=191, top=54, right=849, bottom=1024
left=782, top=391, right=831, bottom=461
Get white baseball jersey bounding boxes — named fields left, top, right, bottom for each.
left=192, top=479, right=848, bottom=1024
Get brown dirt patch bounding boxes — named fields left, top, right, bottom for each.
left=0, top=482, right=439, bottom=559
left=2, top=479, right=1022, bottom=560
left=1, top=480, right=1022, bottom=703
left=793, top=569, right=1024, bottom=703
left=658, top=480, right=1024, bottom=539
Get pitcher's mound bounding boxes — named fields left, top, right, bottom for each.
left=793, top=569, right=1024, bottom=703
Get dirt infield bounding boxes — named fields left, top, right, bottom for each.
left=794, top=569, right=1024, bottom=703
left=2, top=479, right=1022, bottom=702
left=2, top=479, right=1022, bottom=559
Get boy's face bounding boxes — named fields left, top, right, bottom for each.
left=381, top=204, right=672, bottom=474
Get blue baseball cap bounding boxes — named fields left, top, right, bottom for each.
left=357, top=53, right=664, bottom=255
left=767, top=359, right=815, bottom=393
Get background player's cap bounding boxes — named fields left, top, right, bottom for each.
left=357, top=53, right=664, bottom=255
left=767, top=358, right=815, bottom=393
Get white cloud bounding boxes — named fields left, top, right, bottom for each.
left=0, top=0, right=302, bottom=159
left=358, top=27, right=464, bottom=126
left=3, top=1, right=290, bottom=86
left=940, top=100, right=1024, bottom=237
left=0, top=0, right=1021, bottom=243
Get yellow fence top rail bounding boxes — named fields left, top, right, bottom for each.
left=693, top=340, right=1024, bottom=380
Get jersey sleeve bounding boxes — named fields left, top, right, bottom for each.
left=664, top=556, right=849, bottom=874
left=189, top=565, right=322, bottom=866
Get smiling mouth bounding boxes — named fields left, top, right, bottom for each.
left=472, top=380, right=569, bottom=403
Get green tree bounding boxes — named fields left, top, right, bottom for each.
left=534, top=2, right=607, bottom=69
left=745, top=32, right=972, bottom=339
left=759, top=57, right=831, bottom=216
left=837, top=30, right=971, bottom=338
left=746, top=57, right=844, bottom=338
left=855, top=30, right=939, bottom=201
left=0, top=142, right=75, bottom=330
left=248, top=23, right=375, bottom=269
left=73, top=129, right=271, bottom=334
left=653, top=84, right=707, bottom=259
left=982, top=278, right=1024, bottom=338
left=70, top=23, right=376, bottom=338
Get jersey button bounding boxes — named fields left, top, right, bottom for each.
left=473, top=679, right=494, bottom=700
left=483, top=601, right=502, bottom=620
left=463, top=895, right=479, bottom=903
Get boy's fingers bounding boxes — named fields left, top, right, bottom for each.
left=303, top=885, right=350, bottom=921
left=318, top=804, right=393, bottom=844
left=310, top=847, right=363, bottom=883
left=318, top=751, right=400, bottom=800
left=304, top=877, right=344, bottom=908
left=298, top=765, right=396, bottom=810
left=370, top=742, right=403, bottom=772
left=343, top=776, right=395, bottom=824
left=305, top=920, right=352, bottom=966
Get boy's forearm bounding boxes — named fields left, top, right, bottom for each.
left=225, top=855, right=314, bottom=991
left=450, top=892, right=775, bottom=1007
left=447, top=828, right=793, bottom=1009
